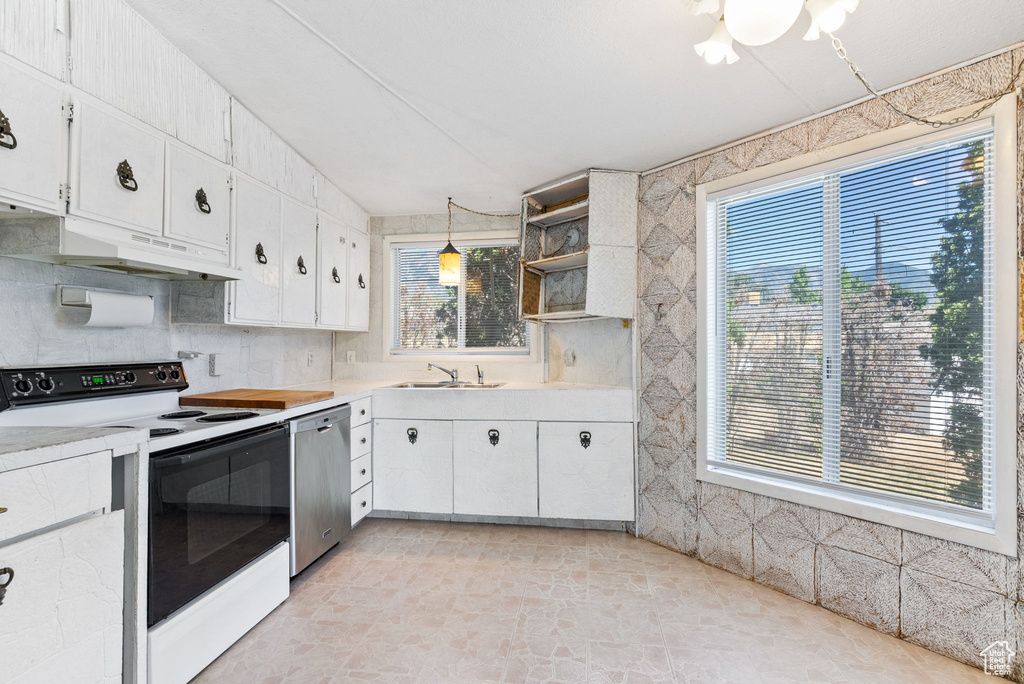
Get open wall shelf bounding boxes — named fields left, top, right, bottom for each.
left=517, top=170, right=639, bottom=322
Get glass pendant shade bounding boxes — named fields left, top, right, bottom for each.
left=724, top=0, right=802, bottom=46
left=438, top=241, right=461, bottom=286
left=803, top=0, right=859, bottom=40
left=695, top=18, right=740, bottom=65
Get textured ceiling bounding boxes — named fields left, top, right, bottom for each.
left=124, top=0, right=1024, bottom=215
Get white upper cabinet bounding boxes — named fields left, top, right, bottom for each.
left=70, top=101, right=164, bottom=235
left=164, top=141, right=231, bottom=251
left=280, top=199, right=317, bottom=327
left=346, top=227, right=370, bottom=331
left=0, top=56, right=66, bottom=213
left=317, top=214, right=348, bottom=329
left=453, top=421, right=538, bottom=518
left=230, top=176, right=281, bottom=324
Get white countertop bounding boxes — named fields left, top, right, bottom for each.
left=0, top=426, right=149, bottom=473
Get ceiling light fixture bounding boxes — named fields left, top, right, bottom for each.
left=439, top=197, right=461, bottom=286
left=439, top=199, right=519, bottom=286
left=688, top=0, right=1024, bottom=128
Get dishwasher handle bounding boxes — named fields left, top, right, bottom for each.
left=292, top=405, right=352, bottom=434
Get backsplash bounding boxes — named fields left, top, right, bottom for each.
left=0, top=255, right=334, bottom=395
left=333, top=212, right=634, bottom=387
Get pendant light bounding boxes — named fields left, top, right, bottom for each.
left=438, top=197, right=461, bottom=286
left=723, top=0, right=802, bottom=46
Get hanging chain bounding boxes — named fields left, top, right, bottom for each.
left=448, top=199, right=518, bottom=218
left=829, top=32, right=1024, bottom=129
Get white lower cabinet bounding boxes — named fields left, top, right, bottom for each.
left=373, top=419, right=453, bottom=514
left=538, top=422, right=635, bottom=521
left=0, top=511, right=125, bottom=684
left=453, top=421, right=537, bottom=517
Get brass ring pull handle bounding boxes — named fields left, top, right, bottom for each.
left=407, top=427, right=418, bottom=444
left=580, top=431, right=592, bottom=449
left=196, top=188, right=211, bottom=214
left=255, top=242, right=268, bottom=264
left=488, top=429, right=500, bottom=446
left=332, top=267, right=341, bottom=284
left=0, top=507, right=7, bottom=514
left=0, top=109, right=16, bottom=150
left=358, top=274, right=365, bottom=289
left=116, top=160, right=138, bottom=192
left=0, top=567, right=13, bottom=606
left=297, top=255, right=307, bottom=275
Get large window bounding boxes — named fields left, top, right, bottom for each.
left=390, top=238, right=529, bottom=354
left=699, top=110, right=1016, bottom=552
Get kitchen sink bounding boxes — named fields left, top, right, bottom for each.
left=388, top=382, right=505, bottom=389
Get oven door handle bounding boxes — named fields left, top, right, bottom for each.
left=151, top=424, right=288, bottom=470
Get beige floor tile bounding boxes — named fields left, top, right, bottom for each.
left=517, top=597, right=589, bottom=638
left=667, top=645, right=765, bottom=684
left=525, top=569, right=590, bottom=600
left=588, top=641, right=674, bottom=684
left=533, top=545, right=590, bottom=571
left=442, top=523, right=499, bottom=542
left=479, top=541, right=542, bottom=567
left=504, top=633, right=589, bottom=684
left=422, top=628, right=513, bottom=682
left=587, top=599, right=663, bottom=646
left=494, top=525, right=589, bottom=547
left=588, top=571, right=652, bottom=602
left=586, top=530, right=641, bottom=551
left=447, top=593, right=525, bottom=632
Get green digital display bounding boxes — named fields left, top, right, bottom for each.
left=92, top=376, right=104, bottom=384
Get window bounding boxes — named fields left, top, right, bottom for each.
left=390, top=238, right=529, bottom=354
left=698, top=107, right=1016, bottom=553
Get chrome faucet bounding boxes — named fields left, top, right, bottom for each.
left=476, top=365, right=484, bottom=384
left=427, top=362, right=458, bottom=383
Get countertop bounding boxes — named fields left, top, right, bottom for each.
left=0, top=426, right=149, bottom=473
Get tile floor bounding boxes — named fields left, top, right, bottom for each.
left=193, top=518, right=1003, bottom=683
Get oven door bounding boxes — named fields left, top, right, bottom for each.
left=148, top=423, right=290, bottom=627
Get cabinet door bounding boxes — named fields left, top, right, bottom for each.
left=373, top=419, right=452, bottom=514
left=0, top=512, right=124, bottom=683
left=71, top=102, right=164, bottom=234
left=538, top=422, right=634, bottom=521
left=280, top=199, right=317, bottom=327
left=454, top=421, right=537, bottom=517
left=230, top=176, right=281, bottom=324
left=346, top=227, right=370, bottom=331
left=317, top=214, right=348, bottom=329
left=165, top=142, right=231, bottom=251
left=0, top=58, right=65, bottom=213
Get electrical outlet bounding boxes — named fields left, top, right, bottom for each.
left=563, top=349, right=576, bottom=367
left=346, top=351, right=356, bottom=364
left=306, top=351, right=315, bottom=367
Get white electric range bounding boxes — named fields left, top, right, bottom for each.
left=0, top=361, right=293, bottom=684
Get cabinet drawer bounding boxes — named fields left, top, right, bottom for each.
left=351, top=482, right=372, bottom=527
left=351, top=422, right=372, bottom=458
left=0, top=451, right=112, bottom=541
left=350, top=397, right=372, bottom=427
left=71, top=102, right=165, bottom=234
left=0, top=511, right=124, bottom=683
left=351, top=454, right=372, bottom=493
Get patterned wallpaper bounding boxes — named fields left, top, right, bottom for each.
left=636, top=48, right=1024, bottom=677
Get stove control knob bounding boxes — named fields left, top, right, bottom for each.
left=37, top=378, right=54, bottom=392
left=125, top=371, right=137, bottom=384
left=170, top=369, right=181, bottom=380
left=13, top=379, right=30, bottom=393
left=156, top=371, right=168, bottom=382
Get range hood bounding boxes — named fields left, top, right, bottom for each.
left=0, top=214, right=240, bottom=281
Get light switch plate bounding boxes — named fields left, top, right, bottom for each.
left=346, top=351, right=356, bottom=364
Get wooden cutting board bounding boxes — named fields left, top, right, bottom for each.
left=180, top=389, right=335, bottom=410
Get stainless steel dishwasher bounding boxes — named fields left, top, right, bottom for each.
left=289, top=405, right=351, bottom=576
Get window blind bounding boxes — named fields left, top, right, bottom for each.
left=708, top=126, right=995, bottom=515
left=391, top=240, right=528, bottom=353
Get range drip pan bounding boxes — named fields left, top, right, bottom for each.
left=159, top=410, right=208, bottom=419
left=195, top=412, right=261, bottom=423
